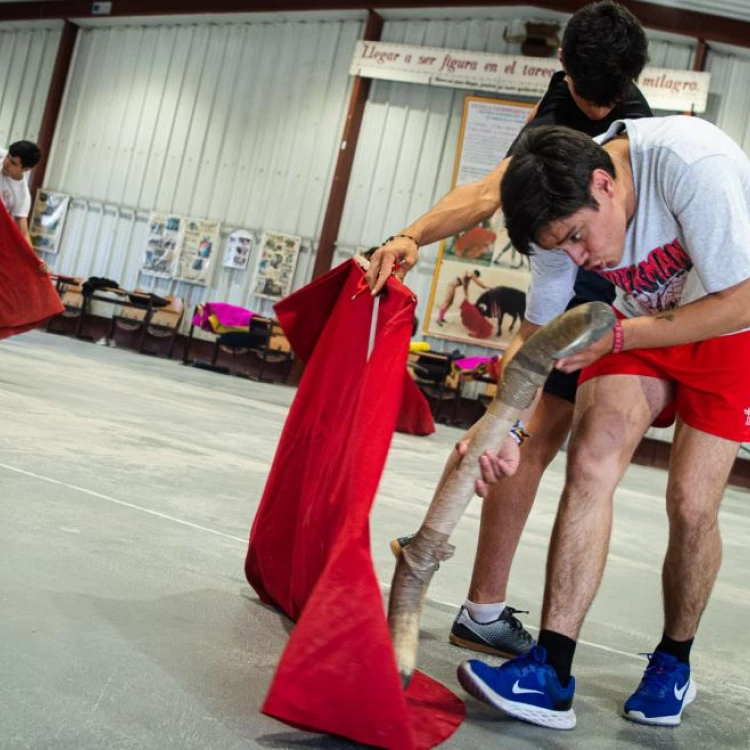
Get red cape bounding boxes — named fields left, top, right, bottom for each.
left=245, top=260, right=463, bottom=749
left=397, top=373, right=436, bottom=436
left=0, top=200, right=63, bottom=339
left=460, top=299, right=493, bottom=339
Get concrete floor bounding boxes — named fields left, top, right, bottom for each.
left=1, top=331, right=748, bottom=750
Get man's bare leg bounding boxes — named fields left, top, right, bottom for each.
left=467, top=391, right=573, bottom=604
left=455, top=374, right=674, bottom=725
left=542, top=375, right=672, bottom=640
left=663, top=421, right=738, bottom=641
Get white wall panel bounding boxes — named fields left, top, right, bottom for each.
left=41, top=10, right=739, bottom=357
left=704, top=50, right=750, bottom=154
left=0, top=26, right=61, bottom=145
left=43, top=18, right=361, bottom=322
left=647, top=39, right=696, bottom=70
left=641, top=0, right=750, bottom=23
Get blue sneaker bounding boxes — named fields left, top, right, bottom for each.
left=623, top=651, right=697, bottom=726
left=457, top=645, right=576, bottom=730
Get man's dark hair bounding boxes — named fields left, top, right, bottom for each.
left=501, top=125, right=615, bottom=255
left=9, top=140, right=41, bottom=169
left=562, top=1, right=648, bottom=106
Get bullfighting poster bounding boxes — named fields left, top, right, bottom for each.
left=173, top=217, right=221, bottom=285
left=252, top=231, right=301, bottom=301
left=29, top=189, right=70, bottom=255
left=424, top=96, right=533, bottom=350
left=142, top=213, right=183, bottom=278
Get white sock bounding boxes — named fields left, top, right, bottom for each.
left=463, top=599, right=506, bottom=624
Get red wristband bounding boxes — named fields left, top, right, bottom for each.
left=611, top=320, right=624, bottom=354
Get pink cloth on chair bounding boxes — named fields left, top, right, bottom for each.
left=192, top=302, right=254, bottom=333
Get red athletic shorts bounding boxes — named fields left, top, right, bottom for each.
left=579, top=312, right=750, bottom=442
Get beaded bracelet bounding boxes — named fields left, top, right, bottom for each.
left=612, top=319, right=624, bottom=354
left=509, top=419, right=531, bottom=446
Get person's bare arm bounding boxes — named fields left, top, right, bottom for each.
left=473, top=276, right=489, bottom=290
left=15, top=216, right=48, bottom=273
left=365, top=157, right=511, bottom=294
left=15, top=216, right=32, bottom=247
left=557, top=278, right=750, bottom=372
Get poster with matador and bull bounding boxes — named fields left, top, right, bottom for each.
left=424, top=96, right=534, bottom=350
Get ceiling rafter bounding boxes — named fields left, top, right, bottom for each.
left=0, top=1, right=748, bottom=49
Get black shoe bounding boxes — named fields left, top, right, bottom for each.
left=449, top=606, right=534, bottom=659
left=389, top=532, right=416, bottom=558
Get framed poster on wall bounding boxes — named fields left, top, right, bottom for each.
left=423, top=96, right=534, bottom=350
left=252, top=231, right=301, bottom=301
left=173, top=218, right=221, bottom=285
left=29, top=189, right=70, bottom=255
left=142, top=213, right=183, bottom=277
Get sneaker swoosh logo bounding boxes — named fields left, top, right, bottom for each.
left=674, top=680, right=690, bottom=700
left=512, top=679, right=544, bottom=696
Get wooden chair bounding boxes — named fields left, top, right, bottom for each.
left=108, top=290, right=150, bottom=349
left=209, top=316, right=273, bottom=374
left=249, top=319, right=294, bottom=384
left=47, top=281, right=85, bottom=334
left=407, top=351, right=460, bottom=423
left=142, top=296, right=184, bottom=357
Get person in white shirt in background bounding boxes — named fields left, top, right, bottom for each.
left=0, top=140, right=47, bottom=273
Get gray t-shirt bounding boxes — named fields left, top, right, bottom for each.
left=525, top=116, right=750, bottom=329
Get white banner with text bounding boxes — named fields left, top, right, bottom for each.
left=350, top=41, right=709, bottom=113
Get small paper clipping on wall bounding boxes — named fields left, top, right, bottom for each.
left=223, top=229, right=254, bottom=270
left=424, top=96, right=533, bottom=351
left=253, top=231, right=301, bottom=301
left=29, top=190, right=70, bottom=256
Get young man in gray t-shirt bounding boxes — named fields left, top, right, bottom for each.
left=457, top=116, right=750, bottom=730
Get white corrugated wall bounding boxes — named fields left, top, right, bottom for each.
left=704, top=47, right=750, bottom=153
left=37, top=12, right=750, bottom=347
left=0, top=25, right=62, bottom=145
left=43, top=19, right=363, bottom=319
left=642, top=0, right=750, bottom=23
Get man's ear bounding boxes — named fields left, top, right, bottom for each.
left=591, top=168, right=616, bottom=198
left=558, top=48, right=565, bottom=70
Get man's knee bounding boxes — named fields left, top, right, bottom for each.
left=565, top=441, right=617, bottom=494
left=566, top=408, right=634, bottom=489
left=666, top=482, right=721, bottom=535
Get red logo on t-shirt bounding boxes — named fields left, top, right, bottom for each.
left=599, top=238, right=693, bottom=312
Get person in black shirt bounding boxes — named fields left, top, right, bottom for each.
left=368, top=1, right=652, bottom=659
